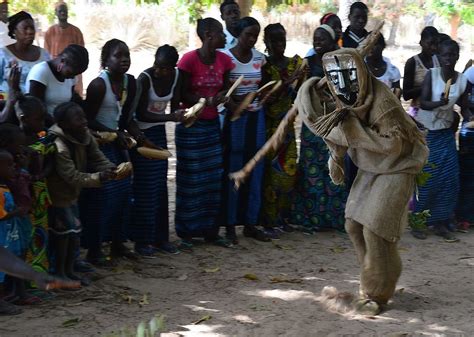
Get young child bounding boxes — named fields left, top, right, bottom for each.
left=47, top=102, right=118, bottom=284
left=0, top=149, right=24, bottom=315
left=16, top=94, right=55, bottom=277
left=0, top=123, right=41, bottom=306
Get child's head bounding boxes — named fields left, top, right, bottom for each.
left=348, top=2, right=368, bottom=31
left=153, top=44, right=179, bottom=78
left=15, top=94, right=47, bottom=133
left=220, top=0, right=240, bottom=31
left=264, top=23, right=286, bottom=57
left=419, top=26, right=439, bottom=56
left=0, top=123, right=25, bottom=160
left=320, top=13, right=342, bottom=41
left=438, top=39, right=459, bottom=69
left=196, top=18, right=226, bottom=50
left=235, top=17, right=260, bottom=50
left=100, top=39, right=130, bottom=74
left=0, top=150, right=15, bottom=182
left=54, top=102, right=88, bottom=140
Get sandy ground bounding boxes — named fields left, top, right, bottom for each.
left=1, top=123, right=474, bottom=337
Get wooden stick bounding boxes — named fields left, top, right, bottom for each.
left=230, top=81, right=277, bottom=121
left=183, top=98, right=206, bottom=128
left=260, top=80, right=283, bottom=106
left=229, top=105, right=298, bottom=189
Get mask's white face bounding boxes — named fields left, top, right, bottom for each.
left=323, top=54, right=359, bottom=105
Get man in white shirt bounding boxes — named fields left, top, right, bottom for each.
left=220, top=0, right=240, bottom=50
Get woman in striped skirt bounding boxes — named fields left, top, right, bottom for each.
left=81, top=39, right=156, bottom=264
left=414, top=40, right=469, bottom=242
left=130, top=45, right=183, bottom=257
left=222, top=17, right=270, bottom=242
left=175, top=18, right=233, bottom=249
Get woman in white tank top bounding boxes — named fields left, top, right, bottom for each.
left=81, top=39, right=157, bottom=265
left=413, top=39, right=470, bottom=242
left=130, top=45, right=183, bottom=257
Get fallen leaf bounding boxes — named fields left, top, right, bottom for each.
left=397, top=288, right=405, bottom=294
left=398, top=246, right=409, bottom=252
left=318, top=268, right=326, bottom=273
left=192, top=315, right=212, bottom=325
left=272, top=242, right=293, bottom=250
left=178, top=274, right=188, bottom=281
left=243, top=273, right=259, bottom=281
left=204, top=267, right=220, bottom=273
left=270, top=277, right=303, bottom=284
left=61, top=317, right=81, bottom=328
left=122, top=294, right=134, bottom=304
left=330, top=246, right=346, bottom=253
left=139, top=294, right=149, bottom=306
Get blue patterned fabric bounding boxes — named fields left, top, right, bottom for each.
left=175, top=119, right=223, bottom=238
left=222, top=109, right=266, bottom=226
left=414, top=128, right=459, bottom=224
left=79, top=143, right=131, bottom=249
left=291, top=124, right=347, bottom=231
left=130, top=125, right=169, bottom=244
left=456, top=122, right=474, bottom=222
left=0, top=188, right=21, bottom=282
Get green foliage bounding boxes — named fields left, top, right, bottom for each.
left=177, top=0, right=215, bottom=23
left=428, top=0, right=474, bottom=25
left=408, top=210, right=431, bottom=231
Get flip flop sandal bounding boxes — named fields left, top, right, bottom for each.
left=0, top=301, right=23, bottom=316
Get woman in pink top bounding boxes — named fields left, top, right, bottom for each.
left=175, top=18, right=232, bottom=249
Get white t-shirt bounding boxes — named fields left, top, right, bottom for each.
left=222, top=28, right=238, bottom=50
left=374, top=57, right=401, bottom=89
left=465, top=66, right=474, bottom=84
left=0, top=46, right=50, bottom=94
left=25, top=61, right=76, bottom=116
left=224, top=48, right=266, bottom=111
left=416, top=68, right=468, bottom=130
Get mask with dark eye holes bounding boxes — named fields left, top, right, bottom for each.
left=323, top=54, right=359, bottom=106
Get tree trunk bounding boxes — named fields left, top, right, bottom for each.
left=387, top=17, right=399, bottom=46
left=449, top=12, right=461, bottom=40
left=238, top=0, right=252, bottom=17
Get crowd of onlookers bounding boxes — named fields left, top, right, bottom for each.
left=0, top=0, right=472, bottom=316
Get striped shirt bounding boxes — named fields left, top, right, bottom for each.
left=224, top=48, right=266, bottom=111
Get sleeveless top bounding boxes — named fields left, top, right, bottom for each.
left=411, top=55, right=440, bottom=108
left=415, top=67, right=467, bottom=131
left=136, top=69, right=178, bottom=129
left=95, top=70, right=127, bottom=130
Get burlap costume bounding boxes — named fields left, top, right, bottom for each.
left=297, top=48, right=429, bottom=305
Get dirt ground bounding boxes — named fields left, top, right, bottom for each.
left=1, top=228, right=473, bottom=336
left=2, top=124, right=474, bottom=337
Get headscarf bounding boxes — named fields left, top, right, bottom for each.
left=7, top=11, right=33, bottom=39
left=317, top=24, right=336, bottom=42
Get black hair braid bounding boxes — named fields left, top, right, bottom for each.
left=60, top=44, right=89, bottom=73
left=155, top=44, right=179, bottom=65
left=7, top=11, right=33, bottom=39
